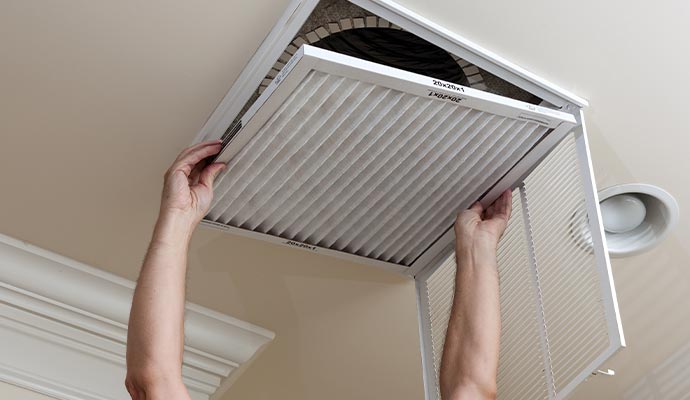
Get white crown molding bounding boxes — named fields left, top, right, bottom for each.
left=0, top=233, right=274, bottom=400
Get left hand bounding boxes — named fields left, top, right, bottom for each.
left=160, top=140, right=226, bottom=226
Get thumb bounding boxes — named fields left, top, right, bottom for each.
left=198, top=162, right=226, bottom=188
left=469, top=201, right=483, bottom=215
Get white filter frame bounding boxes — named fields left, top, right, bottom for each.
left=203, top=44, right=576, bottom=275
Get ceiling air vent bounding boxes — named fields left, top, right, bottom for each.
left=195, top=1, right=624, bottom=399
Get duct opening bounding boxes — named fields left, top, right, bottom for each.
left=311, top=28, right=469, bottom=86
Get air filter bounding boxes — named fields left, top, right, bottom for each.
left=204, top=45, right=576, bottom=270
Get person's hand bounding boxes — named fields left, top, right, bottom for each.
left=160, top=140, right=226, bottom=227
left=454, top=189, right=513, bottom=253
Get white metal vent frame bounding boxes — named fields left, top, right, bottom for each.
left=415, top=119, right=625, bottom=400
left=202, top=44, right=576, bottom=274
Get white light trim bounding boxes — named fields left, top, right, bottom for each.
left=0, top=233, right=274, bottom=400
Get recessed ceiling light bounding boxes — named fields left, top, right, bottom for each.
left=598, top=184, right=679, bottom=257
left=600, top=194, right=647, bottom=233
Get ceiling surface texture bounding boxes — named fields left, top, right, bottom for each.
left=1, top=1, right=688, bottom=399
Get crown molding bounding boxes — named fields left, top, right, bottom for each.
left=0, top=233, right=274, bottom=400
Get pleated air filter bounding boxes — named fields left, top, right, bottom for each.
left=204, top=44, right=576, bottom=269
left=416, top=133, right=625, bottom=400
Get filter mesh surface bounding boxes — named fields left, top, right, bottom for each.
left=420, top=133, right=616, bottom=399
left=207, top=70, right=549, bottom=265
left=523, top=134, right=610, bottom=393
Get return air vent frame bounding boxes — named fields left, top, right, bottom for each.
left=203, top=44, right=576, bottom=273
left=416, top=125, right=625, bottom=400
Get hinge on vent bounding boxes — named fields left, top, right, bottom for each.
left=592, top=369, right=615, bottom=377
left=212, top=121, right=243, bottom=163
left=221, top=121, right=243, bottom=146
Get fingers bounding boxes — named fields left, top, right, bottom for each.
left=455, top=201, right=482, bottom=230
left=168, top=141, right=223, bottom=177
left=492, top=189, right=512, bottom=221
left=174, top=139, right=222, bottom=164
left=485, top=203, right=496, bottom=219
left=188, top=159, right=208, bottom=185
left=504, top=189, right=513, bottom=220
left=197, top=162, right=227, bottom=189
left=461, top=201, right=483, bottom=221
left=469, top=201, right=483, bottom=215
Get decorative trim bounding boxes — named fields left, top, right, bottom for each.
left=0, top=233, right=274, bottom=400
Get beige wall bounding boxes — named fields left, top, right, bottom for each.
left=0, top=382, right=56, bottom=400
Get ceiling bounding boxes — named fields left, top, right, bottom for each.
left=1, top=0, right=689, bottom=399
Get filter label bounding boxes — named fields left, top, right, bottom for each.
left=428, top=90, right=464, bottom=104
left=432, top=79, right=465, bottom=93
left=284, top=240, right=318, bottom=252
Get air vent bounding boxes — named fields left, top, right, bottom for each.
left=194, top=1, right=622, bottom=399
left=416, top=133, right=625, bottom=400
left=205, top=45, right=575, bottom=267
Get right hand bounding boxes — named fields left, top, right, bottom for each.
left=454, top=189, right=513, bottom=252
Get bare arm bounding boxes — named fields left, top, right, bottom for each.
left=439, top=190, right=512, bottom=400
left=125, top=140, right=226, bottom=400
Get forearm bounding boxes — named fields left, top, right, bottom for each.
left=440, top=242, right=501, bottom=400
left=127, top=211, right=194, bottom=381
left=124, top=140, right=223, bottom=400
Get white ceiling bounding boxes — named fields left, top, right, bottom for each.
left=1, top=1, right=689, bottom=399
